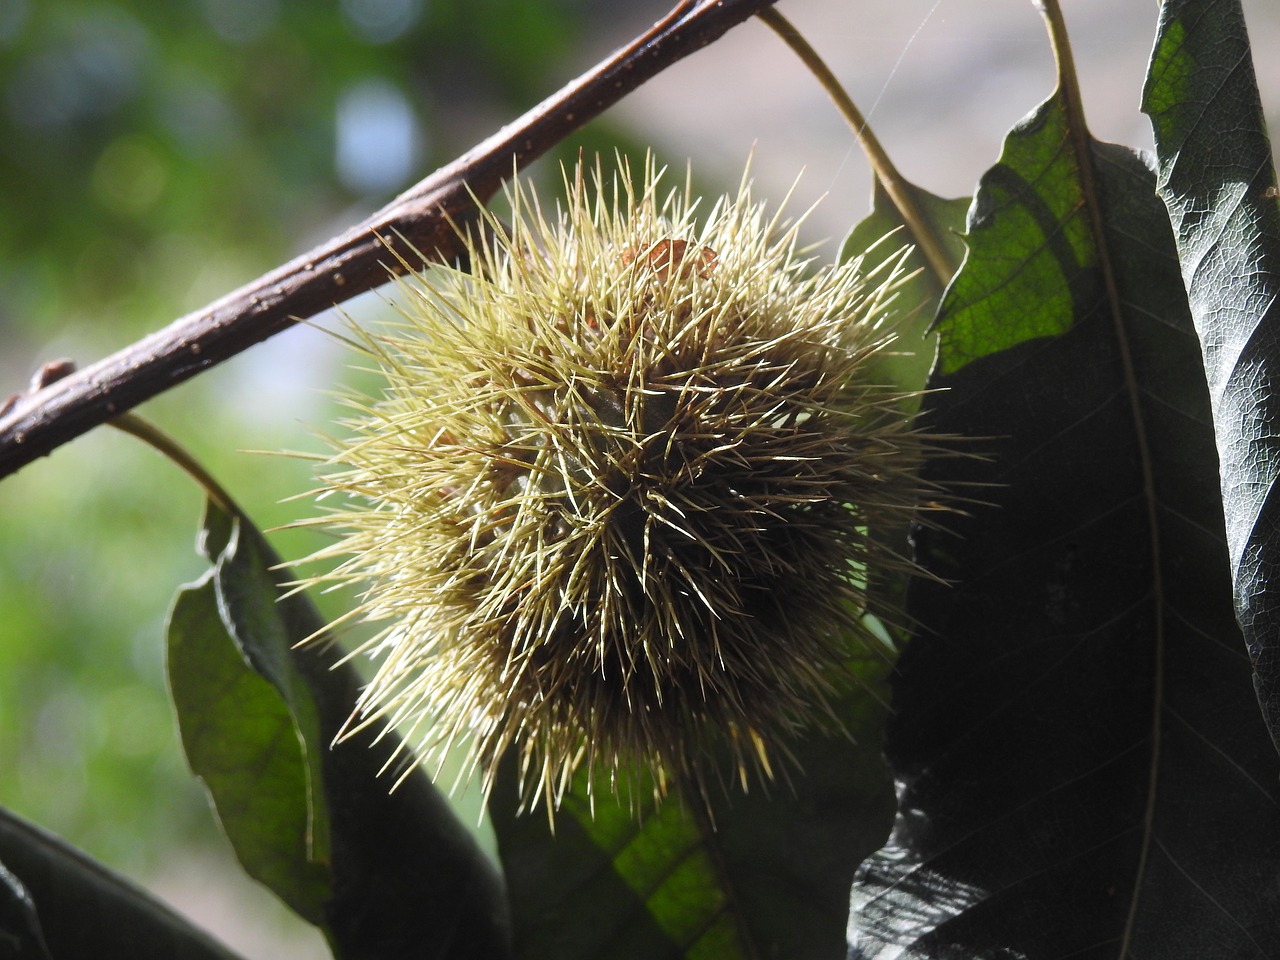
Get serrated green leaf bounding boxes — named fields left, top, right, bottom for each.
left=493, top=656, right=895, bottom=960
left=0, top=806, right=244, bottom=960
left=848, top=75, right=1280, bottom=957
left=1143, top=0, right=1280, bottom=756
left=203, top=508, right=333, bottom=887
left=934, top=103, right=1098, bottom=376
left=170, top=500, right=513, bottom=959
left=168, top=573, right=330, bottom=924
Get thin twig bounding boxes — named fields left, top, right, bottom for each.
left=0, top=0, right=777, bottom=481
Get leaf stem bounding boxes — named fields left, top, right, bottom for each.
left=756, top=7, right=955, bottom=285
left=109, top=413, right=244, bottom=521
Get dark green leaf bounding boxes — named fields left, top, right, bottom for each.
left=168, top=572, right=330, bottom=924
left=0, top=806, right=243, bottom=960
left=490, top=763, right=688, bottom=960
left=170, top=501, right=512, bottom=959
left=841, top=177, right=970, bottom=400
left=1143, top=0, right=1280, bottom=755
left=0, top=857, right=50, bottom=960
left=848, top=83, right=1280, bottom=956
left=493, top=659, right=895, bottom=960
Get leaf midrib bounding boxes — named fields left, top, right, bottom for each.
left=1047, top=5, right=1168, bottom=951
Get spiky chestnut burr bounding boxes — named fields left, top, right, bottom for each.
left=304, top=159, right=932, bottom=811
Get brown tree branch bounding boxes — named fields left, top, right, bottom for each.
left=0, top=0, right=777, bottom=480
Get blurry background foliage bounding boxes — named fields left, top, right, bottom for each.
left=0, top=0, right=664, bottom=953
left=2, top=0, right=1279, bottom=956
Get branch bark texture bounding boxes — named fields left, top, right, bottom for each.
left=0, top=0, right=777, bottom=480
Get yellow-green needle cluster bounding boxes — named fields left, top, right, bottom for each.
left=306, top=159, right=931, bottom=812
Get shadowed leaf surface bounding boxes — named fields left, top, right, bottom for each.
left=1143, top=0, right=1280, bottom=757
left=0, top=858, right=49, bottom=960
left=168, top=502, right=511, bottom=959
left=847, top=77, right=1280, bottom=958
left=0, top=807, right=243, bottom=960
left=493, top=658, right=896, bottom=960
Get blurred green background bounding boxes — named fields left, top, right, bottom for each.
left=2, top=0, right=1277, bottom=956
left=0, top=1, right=671, bottom=955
